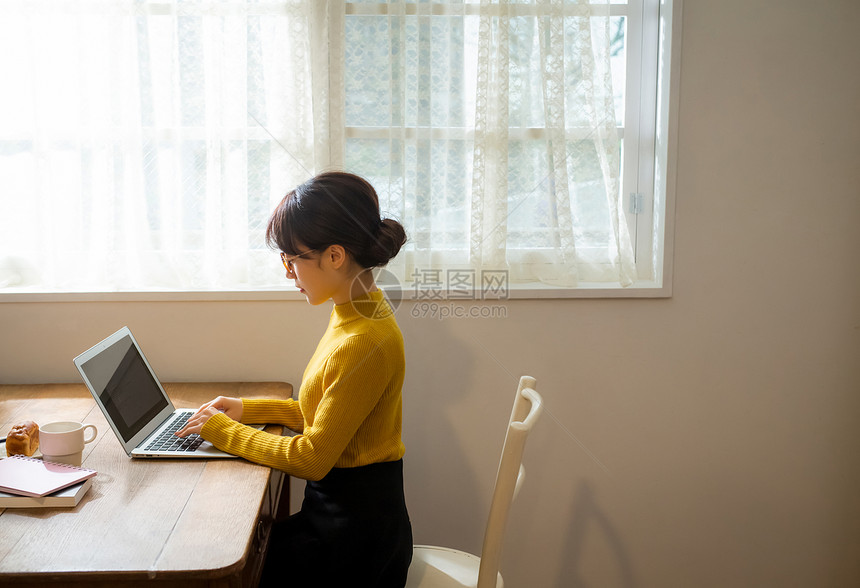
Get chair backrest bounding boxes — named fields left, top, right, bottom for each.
left=476, top=375, right=544, bottom=588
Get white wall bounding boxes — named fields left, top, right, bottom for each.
left=1, top=1, right=859, bottom=585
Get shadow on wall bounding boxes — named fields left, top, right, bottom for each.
left=560, top=480, right=637, bottom=587
left=400, top=308, right=492, bottom=552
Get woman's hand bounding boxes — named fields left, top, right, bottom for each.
left=175, top=396, right=243, bottom=438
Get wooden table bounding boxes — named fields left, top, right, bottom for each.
left=0, top=382, right=293, bottom=588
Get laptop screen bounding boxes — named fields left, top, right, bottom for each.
left=79, top=334, right=169, bottom=442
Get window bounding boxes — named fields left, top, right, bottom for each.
left=0, top=0, right=677, bottom=297
left=341, top=0, right=675, bottom=294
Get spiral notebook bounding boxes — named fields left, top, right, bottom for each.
left=0, top=455, right=97, bottom=497
left=0, top=479, right=93, bottom=508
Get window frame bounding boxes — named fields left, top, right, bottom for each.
left=0, top=0, right=680, bottom=303
left=341, top=0, right=679, bottom=299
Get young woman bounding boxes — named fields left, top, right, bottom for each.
left=176, top=171, right=412, bottom=587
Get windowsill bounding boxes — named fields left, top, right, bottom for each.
left=0, top=279, right=671, bottom=302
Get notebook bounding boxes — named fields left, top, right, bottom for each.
left=0, top=455, right=97, bottom=497
left=73, top=326, right=251, bottom=459
left=0, top=478, right=92, bottom=508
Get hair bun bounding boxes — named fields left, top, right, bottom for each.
left=361, top=218, right=407, bottom=267
left=266, top=171, right=408, bottom=269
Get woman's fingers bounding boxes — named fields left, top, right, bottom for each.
left=176, top=406, right=218, bottom=437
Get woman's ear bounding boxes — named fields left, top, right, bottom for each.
left=326, top=244, right=348, bottom=270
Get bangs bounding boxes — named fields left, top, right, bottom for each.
left=265, top=190, right=302, bottom=255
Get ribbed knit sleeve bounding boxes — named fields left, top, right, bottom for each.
left=241, top=398, right=304, bottom=432
left=201, top=332, right=402, bottom=481
left=199, top=290, right=405, bottom=481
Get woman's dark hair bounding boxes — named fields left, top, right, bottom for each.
left=266, top=171, right=407, bottom=269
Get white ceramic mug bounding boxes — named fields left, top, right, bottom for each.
left=40, top=421, right=98, bottom=466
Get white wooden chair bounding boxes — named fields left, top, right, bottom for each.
left=406, top=376, right=544, bottom=588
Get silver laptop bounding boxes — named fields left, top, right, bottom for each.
left=74, top=326, right=248, bottom=459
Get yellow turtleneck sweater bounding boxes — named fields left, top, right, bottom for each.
left=200, top=290, right=406, bottom=481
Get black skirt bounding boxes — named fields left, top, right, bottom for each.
left=259, top=459, right=413, bottom=588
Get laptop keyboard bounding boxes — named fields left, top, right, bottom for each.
left=145, top=412, right=204, bottom=452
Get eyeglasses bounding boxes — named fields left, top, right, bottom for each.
left=280, top=250, right=316, bottom=273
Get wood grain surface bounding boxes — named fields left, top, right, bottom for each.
left=0, top=382, right=292, bottom=587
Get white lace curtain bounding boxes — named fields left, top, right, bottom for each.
left=0, top=0, right=319, bottom=291
left=0, top=0, right=636, bottom=292
left=341, top=0, right=637, bottom=288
